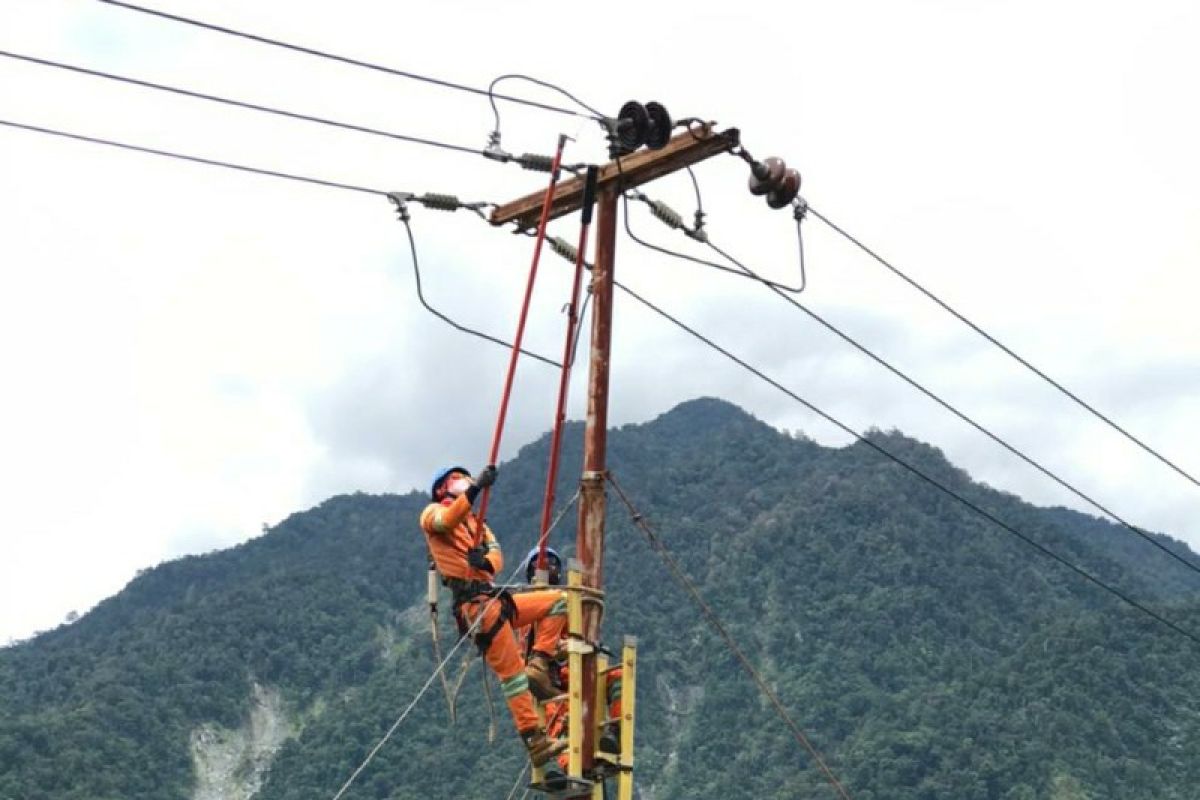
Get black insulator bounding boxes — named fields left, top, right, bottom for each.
left=616, top=100, right=648, bottom=150
left=647, top=199, right=684, bottom=229
left=766, top=168, right=801, bottom=209
left=548, top=236, right=578, bottom=263
left=517, top=153, right=555, bottom=173
left=748, top=157, right=786, bottom=196
left=418, top=193, right=460, bottom=212
left=644, top=101, right=672, bottom=149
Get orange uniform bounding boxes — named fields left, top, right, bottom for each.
left=420, top=494, right=567, bottom=734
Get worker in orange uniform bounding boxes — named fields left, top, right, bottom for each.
left=420, top=464, right=569, bottom=768
left=520, top=547, right=623, bottom=761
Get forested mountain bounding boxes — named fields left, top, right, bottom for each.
left=3, top=397, right=1199, bottom=800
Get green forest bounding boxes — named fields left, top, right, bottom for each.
left=2, top=398, right=1199, bottom=800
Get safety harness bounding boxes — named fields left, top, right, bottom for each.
left=446, top=576, right=517, bottom=655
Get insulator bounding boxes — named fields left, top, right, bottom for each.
left=616, top=100, right=648, bottom=150
left=766, top=168, right=801, bottom=209
left=644, top=101, right=673, bottom=150
left=516, top=153, right=554, bottom=173
left=548, top=236, right=578, bottom=263
left=647, top=199, right=684, bottom=229
left=748, top=157, right=786, bottom=196
left=418, top=193, right=461, bottom=212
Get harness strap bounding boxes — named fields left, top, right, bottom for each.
left=447, top=579, right=517, bottom=656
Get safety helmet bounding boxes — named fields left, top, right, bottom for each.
left=430, top=465, right=471, bottom=500
left=524, top=546, right=563, bottom=585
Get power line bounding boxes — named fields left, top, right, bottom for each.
left=1, top=117, right=560, bottom=373
left=394, top=205, right=560, bottom=368
left=808, top=205, right=1200, bottom=492
left=608, top=472, right=855, bottom=800
left=622, top=203, right=1200, bottom=580
left=610, top=277, right=1200, bottom=649
left=0, top=49, right=484, bottom=158
left=0, top=117, right=384, bottom=195
left=98, top=0, right=599, bottom=121
left=623, top=193, right=806, bottom=292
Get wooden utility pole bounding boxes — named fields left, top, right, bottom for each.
left=492, top=123, right=739, bottom=786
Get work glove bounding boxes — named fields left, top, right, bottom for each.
left=465, top=464, right=497, bottom=504
left=476, top=464, right=498, bottom=489
left=467, top=546, right=495, bottom=574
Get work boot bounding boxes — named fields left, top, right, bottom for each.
left=599, top=722, right=620, bottom=755
left=525, top=652, right=559, bottom=701
left=522, top=728, right=568, bottom=768
left=541, top=761, right=568, bottom=792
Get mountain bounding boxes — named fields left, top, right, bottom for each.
left=3, top=397, right=1199, bottom=800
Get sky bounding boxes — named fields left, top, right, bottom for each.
left=1, top=0, right=1197, bottom=644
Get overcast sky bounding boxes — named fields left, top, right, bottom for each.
left=2, top=0, right=1197, bottom=644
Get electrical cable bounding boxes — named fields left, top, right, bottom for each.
left=330, top=492, right=580, bottom=800
left=98, top=0, right=598, bottom=120
left=0, top=49, right=484, bottom=158
left=1, top=117, right=557, bottom=371
left=610, top=278, right=1200, bottom=648
left=807, top=205, right=1200, bottom=492
left=397, top=212, right=560, bottom=369
left=625, top=201, right=1200, bottom=580
left=488, top=73, right=606, bottom=136
left=623, top=193, right=806, bottom=293
left=607, top=472, right=854, bottom=800
left=0, top=117, right=384, bottom=195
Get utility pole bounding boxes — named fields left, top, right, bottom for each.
left=492, top=122, right=739, bottom=791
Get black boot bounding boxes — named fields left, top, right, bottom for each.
left=599, top=722, right=620, bottom=755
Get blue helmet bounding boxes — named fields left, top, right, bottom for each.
left=430, top=465, right=470, bottom=500
left=524, top=546, right=563, bottom=585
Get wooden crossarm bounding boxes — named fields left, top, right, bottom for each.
left=490, top=125, right=740, bottom=230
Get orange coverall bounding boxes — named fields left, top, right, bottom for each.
left=420, top=494, right=567, bottom=734
left=516, top=623, right=623, bottom=767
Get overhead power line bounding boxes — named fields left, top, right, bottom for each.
left=1, top=117, right=560, bottom=370
left=808, top=205, right=1200, bottom=492
left=98, top=0, right=600, bottom=121
left=622, top=199, right=1200, bottom=580
left=0, top=49, right=485, bottom=158
left=610, top=277, right=1200, bottom=649
left=0, top=117, right=384, bottom=195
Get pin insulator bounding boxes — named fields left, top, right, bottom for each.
left=418, top=193, right=461, bottom=212
left=516, top=153, right=555, bottom=173
left=647, top=199, right=684, bottom=229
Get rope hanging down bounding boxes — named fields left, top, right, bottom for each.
left=607, top=473, right=855, bottom=800
left=328, top=492, right=581, bottom=800
left=476, top=135, right=570, bottom=525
